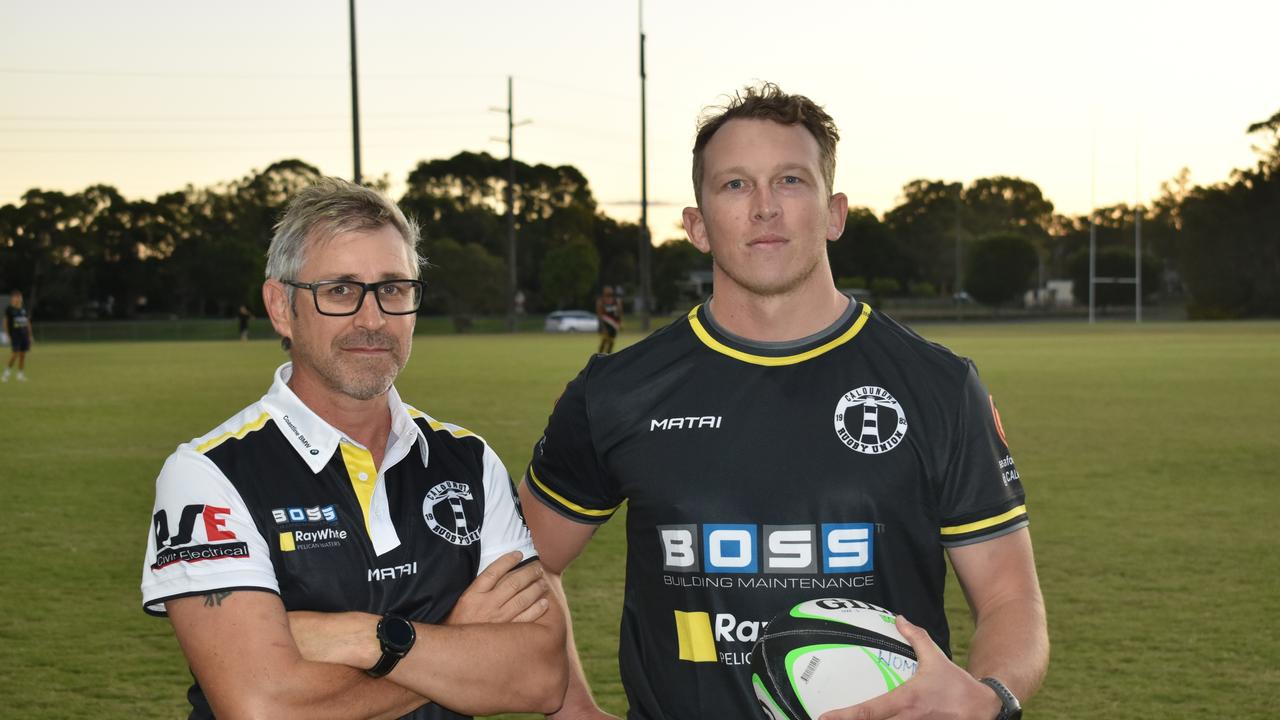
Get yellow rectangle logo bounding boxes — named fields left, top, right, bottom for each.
left=279, top=531, right=296, bottom=552
left=673, top=610, right=717, bottom=662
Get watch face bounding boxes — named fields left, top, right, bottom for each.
left=381, top=616, right=416, bottom=652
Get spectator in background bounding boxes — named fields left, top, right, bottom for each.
left=3, top=289, right=32, bottom=382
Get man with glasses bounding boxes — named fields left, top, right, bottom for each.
left=141, top=177, right=567, bottom=719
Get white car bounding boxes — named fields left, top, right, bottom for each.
left=545, top=310, right=599, bottom=333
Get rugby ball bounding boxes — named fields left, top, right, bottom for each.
left=750, top=598, right=918, bottom=720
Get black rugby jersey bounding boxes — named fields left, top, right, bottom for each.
left=142, top=364, right=534, bottom=720
left=526, top=301, right=1027, bottom=719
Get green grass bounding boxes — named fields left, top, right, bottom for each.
left=0, top=320, right=1276, bottom=718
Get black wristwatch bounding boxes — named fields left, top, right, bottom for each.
left=980, top=677, right=1022, bottom=720
left=366, top=615, right=416, bottom=678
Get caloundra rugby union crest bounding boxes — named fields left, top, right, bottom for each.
left=834, top=386, right=908, bottom=455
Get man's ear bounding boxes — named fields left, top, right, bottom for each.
left=826, top=192, right=849, bottom=242
left=262, top=280, right=294, bottom=343
left=683, top=206, right=711, bottom=254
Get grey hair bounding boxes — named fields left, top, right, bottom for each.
left=265, top=177, right=423, bottom=288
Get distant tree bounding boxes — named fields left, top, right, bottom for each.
left=424, top=237, right=505, bottom=331
left=829, top=208, right=911, bottom=292
left=401, top=152, right=603, bottom=311
left=651, top=239, right=709, bottom=312
left=963, top=177, right=1054, bottom=238
left=965, top=233, right=1039, bottom=308
left=540, top=237, right=600, bottom=310
left=883, top=180, right=962, bottom=294
left=869, top=277, right=901, bottom=298
left=1173, top=109, right=1280, bottom=317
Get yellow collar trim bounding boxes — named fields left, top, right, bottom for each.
left=687, top=302, right=871, bottom=366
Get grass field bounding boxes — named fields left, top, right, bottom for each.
left=1, top=320, right=1277, bottom=719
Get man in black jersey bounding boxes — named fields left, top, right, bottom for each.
left=596, top=285, right=623, bottom=354
left=142, top=178, right=566, bottom=718
left=520, top=84, right=1048, bottom=720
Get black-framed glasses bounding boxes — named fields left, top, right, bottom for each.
left=286, top=279, right=425, bottom=316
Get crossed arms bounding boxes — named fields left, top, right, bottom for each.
left=167, top=552, right=568, bottom=719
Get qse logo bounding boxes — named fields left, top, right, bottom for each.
left=657, top=523, right=873, bottom=574
left=151, top=504, right=248, bottom=570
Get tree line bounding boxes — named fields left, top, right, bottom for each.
left=1, top=108, right=1276, bottom=323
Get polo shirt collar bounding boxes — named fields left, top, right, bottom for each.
left=262, top=363, right=427, bottom=474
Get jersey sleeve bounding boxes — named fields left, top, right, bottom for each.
left=140, top=447, right=279, bottom=616
left=476, top=442, right=537, bottom=573
left=936, top=362, right=1028, bottom=547
left=524, top=361, right=624, bottom=525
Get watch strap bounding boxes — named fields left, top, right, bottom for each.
left=979, top=677, right=1022, bottom=720
left=366, top=615, right=415, bottom=678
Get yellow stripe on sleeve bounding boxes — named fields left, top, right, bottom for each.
left=939, top=505, right=1028, bottom=536
left=527, top=467, right=619, bottom=518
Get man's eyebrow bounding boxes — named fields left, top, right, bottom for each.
left=316, top=272, right=412, bottom=282
left=710, top=163, right=815, bottom=178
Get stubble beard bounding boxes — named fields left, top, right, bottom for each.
left=294, top=330, right=411, bottom=401
left=712, top=243, right=825, bottom=299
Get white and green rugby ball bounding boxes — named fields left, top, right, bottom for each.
left=750, top=598, right=918, bottom=720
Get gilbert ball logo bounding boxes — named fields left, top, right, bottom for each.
left=834, top=386, right=908, bottom=455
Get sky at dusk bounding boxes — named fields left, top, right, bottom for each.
left=3, top=0, right=1277, bottom=242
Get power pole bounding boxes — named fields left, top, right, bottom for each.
left=637, top=0, right=652, bottom=331
left=953, top=182, right=963, bottom=321
left=348, top=0, right=362, bottom=184
left=492, top=77, right=530, bottom=332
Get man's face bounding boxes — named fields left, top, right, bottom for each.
left=10, top=292, right=21, bottom=307
left=683, top=119, right=847, bottom=298
left=269, top=224, right=416, bottom=401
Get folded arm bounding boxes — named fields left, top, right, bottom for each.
left=167, top=590, right=425, bottom=720
left=289, top=552, right=569, bottom=716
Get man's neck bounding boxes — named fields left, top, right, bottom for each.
left=706, top=277, right=850, bottom=343
left=287, top=368, right=393, bottom=469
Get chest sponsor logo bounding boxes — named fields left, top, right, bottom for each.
left=834, top=385, right=908, bottom=455
left=271, top=504, right=338, bottom=526
left=650, top=415, right=722, bottom=431
left=151, top=504, right=249, bottom=570
left=368, top=561, right=419, bottom=582
left=659, top=523, right=875, bottom=576
left=423, top=481, right=481, bottom=546
left=279, top=526, right=348, bottom=552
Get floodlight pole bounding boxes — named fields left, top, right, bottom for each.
left=1135, top=206, right=1143, bottom=323
left=349, top=0, right=362, bottom=185
left=1088, top=219, right=1096, bottom=324
left=954, top=182, right=963, bottom=322
left=1088, top=129, right=1096, bottom=324
left=638, top=0, right=652, bottom=331
left=492, top=77, right=531, bottom=332
left=1134, top=140, right=1143, bottom=324
left=505, top=77, right=517, bottom=332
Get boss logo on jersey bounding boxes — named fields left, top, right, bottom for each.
left=271, top=504, right=338, bottom=526
left=834, top=385, right=908, bottom=455
left=423, top=481, right=481, bottom=546
left=658, top=523, right=873, bottom=575
left=151, top=504, right=249, bottom=570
